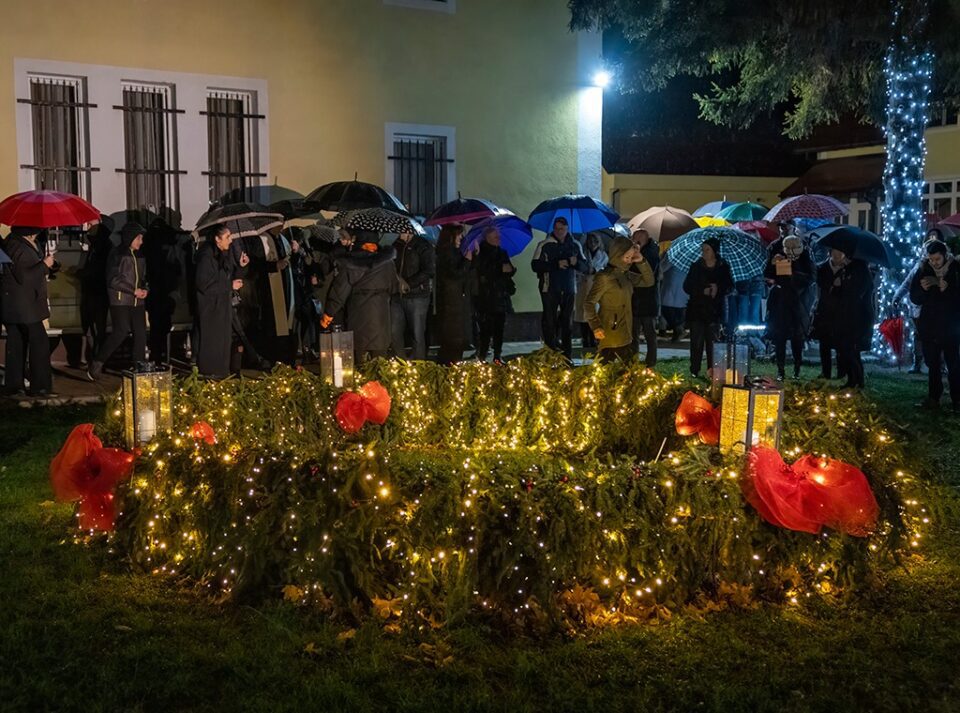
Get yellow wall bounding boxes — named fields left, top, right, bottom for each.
left=603, top=173, right=795, bottom=220
left=0, top=0, right=589, bottom=313
left=818, top=125, right=960, bottom=180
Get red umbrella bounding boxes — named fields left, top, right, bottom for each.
left=0, top=190, right=100, bottom=228
left=878, top=316, right=906, bottom=365
left=734, top=220, right=779, bottom=244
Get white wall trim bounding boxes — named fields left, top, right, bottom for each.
left=575, top=31, right=603, bottom=199
left=383, top=0, right=456, bottom=13
left=384, top=122, right=457, bottom=208
left=14, top=57, right=269, bottom=228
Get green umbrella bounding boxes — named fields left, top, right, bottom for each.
left=715, top=202, right=768, bottom=222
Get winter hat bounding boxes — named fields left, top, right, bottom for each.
left=703, top=237, right=721, bottom=257
left=927, top=239, right=948, bottom=257
left=120, top=221, right=145, bottom=248
left=608, top=236, right=634, bottom=267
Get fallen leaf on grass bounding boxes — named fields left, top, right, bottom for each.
left=282, top=584, right=305, bottom=603
left=336, top=628, right=357, bottom=642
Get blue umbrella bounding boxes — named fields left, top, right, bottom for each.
left=665, top=227, right=767, bottom=282
left=527, top=194, right=618, bottom=234
left=809, top=225, right=895, bottom=267
left=462, top=215, right=532, bottom=258
left=0, top=247, right=11, bottom=264
left=692, top=200, right=734, bottom=218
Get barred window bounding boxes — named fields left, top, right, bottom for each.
left=204, top=89, right=265, bottom=204
left=119, top=82, right=182, bottom=213
left=389, top=133, right=452, bottom=217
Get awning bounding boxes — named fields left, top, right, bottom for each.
left=780, top=154, right=885, bottom=198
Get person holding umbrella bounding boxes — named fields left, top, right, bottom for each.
left=87, top=222, right=149, bottom=381
left=195, top=225, right=247, bottom=378
left=473, top=225, right=516, bottom=364
left=910, top=239, right=960, bottom=411
left=764, top=235, right=814, bottom=380
left=1, top=226, right=55, bottom=396
left=630, top=228, right=660, bottom=367
left=823, top=246, right=874, bottom=389
left=585, top=236, right=654, bottom=364
left=435, top=223, right=472, bottom=364
left=531, top=216, right=586, bottom=359
left=391, top=228, right=436, bottom=361
left=683, top=238, right=733, bottom=378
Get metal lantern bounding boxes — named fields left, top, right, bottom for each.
left=121, top=366, right=173, bottom=448
left=711, top=340, right=750, bottom=400
left=718, top=381, right=784, bottom=454
left=319, top=327, right=355, bottom=388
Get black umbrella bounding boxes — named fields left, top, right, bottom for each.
left=218, top=184, right=304, bottom=207
left=194, top=203, right=284, bottom=239
left=268, top=198, right=323, bottom=220
left=306, top=178, right=408, bottom=214
left=425, top=196, right=505, bottom=226
left=340, top=207, right=422, bottom=235
left=810, top=225, right=895, bottom=267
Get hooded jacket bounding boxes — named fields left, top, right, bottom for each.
left=531, top=234, right=587, bottom=295
left=323, top=245, right=398, bottom=355
left=394, top=234, right=435, bottom=298
left=585, top=237, right=655, bottom=349
left=107, top=223, right=147, bottom=307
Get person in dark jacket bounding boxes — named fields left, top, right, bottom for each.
left=196, top=225, right=246, bottom=378
left=586, top=236, right=655, bottom=364
left=474, top=226, right=516, bottom=363
left=823, top=247, right=874, bottom=389
left=391, top=230, right=435, bottom=360
left=1, top=227, right=55, bottom=396
left=683, top=238, right=734, bottom=378
left=77, top=216, right=113, bottom=365
left=87, top=222, right=149, bottom=380
left=630, top=228, right=661, bottom=367
left=435, top=224, right=472, bottom=364
left=910, top=239, right=960, bottom=410
left=142, top=218, right=182, bottom=366
left=812, top=252, right=846, bottom=380
left=531, top=217, right=586, bottom=358
left=764, top=235, right=814, bottom=380
left=321, top=231, right=398, bottom=363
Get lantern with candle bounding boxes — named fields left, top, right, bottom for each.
left=718, top=378, right=784, bottom=454
left=121, top=366, right=173, bottom=447
left=319, top=327, right=355, bottom=389
left=710, top=340, right=750, bottom=400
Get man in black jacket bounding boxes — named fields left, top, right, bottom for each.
left=391, top=230, right=435, bottom=360
left=630, top=228, right=661, bottom=367
left=1, top=227, right=55, bottom=396
left=531, top=217, right=586, bottom=358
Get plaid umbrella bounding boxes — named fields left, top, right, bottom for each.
left=764, top=195, right=848, bottom=222
left=665, top=227, right=767, bottom=282
left=340, top=207, right=422, bottom=235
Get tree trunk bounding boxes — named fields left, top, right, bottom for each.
left=878, top=0, right=932, bottom=359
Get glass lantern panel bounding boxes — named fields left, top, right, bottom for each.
left=122, top=375, right=135, bottom=448
left=749, top=391, right=783, bottom=449
left=719, top=386, right=751, bottom=453
left=320, top=330, right=355, bottom=388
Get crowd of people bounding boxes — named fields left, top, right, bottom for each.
left=2, top=212, right=959, bottom=411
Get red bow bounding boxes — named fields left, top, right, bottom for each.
left=675, top=391, right=721, bottom=446
left=743, top=446, right=879, bottom=537
left=49, top=424, right=136, bottom=531
left=335, top=381, right=392, bottom=434
left=190, top=420, right=217, bottom=445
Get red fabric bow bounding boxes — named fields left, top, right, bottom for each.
left=190, top=420, right=216, bottom=445
left=335, top=381, right=392, bottom=434
left=878, top=317, right=906, bottom=364
left=49, top=424, right=136, bottom=531
left=743, top=446, right=879, bottom=537
left=675, top=391, right=721, bottom=446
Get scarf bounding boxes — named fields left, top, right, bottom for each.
left=931, top=254, right=953, bottom=281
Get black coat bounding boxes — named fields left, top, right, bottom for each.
left=1, top=235, right=50, bottom=324
left=79, top=225, right=113, bottom=296
left=910, top=259, right=960, bottom=342
left=474, top=241, right=515, bottom=314
left=394, top=235, right=435, bottom=297
left=814, top=259, right=874, bottom=350
left=531, top=235, right=586, bottom=295
left=683, top=258, right=733, bottom=324
left=194, top=241, right=235, bottom=377
left=764, top=249, right=814, bottom=341
left=324, top=246, right=398, bottom=356
left=632, top=240, right=661, bottom=318
left=435, top=243, right=471, bottom=349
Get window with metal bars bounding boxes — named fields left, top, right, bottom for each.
left=389, top=134, right=451, bottom=216
left=119, top=82, right=183, bottom=214
left=23, top=74, right=93, bottom=196
left=204, top=90, right=265, bottom=204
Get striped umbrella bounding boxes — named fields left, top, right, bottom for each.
left=665, top=227, right=767, bottom=282
left=764, top=195, right=848, bottom=222
left=0, top=190, right=100, bottom=228
left=194, top=203, right=284, bottom=239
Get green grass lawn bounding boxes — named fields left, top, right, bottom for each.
left=2, top=365, right=960, bottom=712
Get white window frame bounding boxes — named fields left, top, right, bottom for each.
left=14, top=58, right=269, bottom=229
left=383, top=0, right=456, bottom=13
left=120, top=80, right=180, bottom=213
left=23, top=72, right=92, bottom=199
left=384, top=122, right=456, bottom=215
left=924, top=177, right=960, bottom=219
